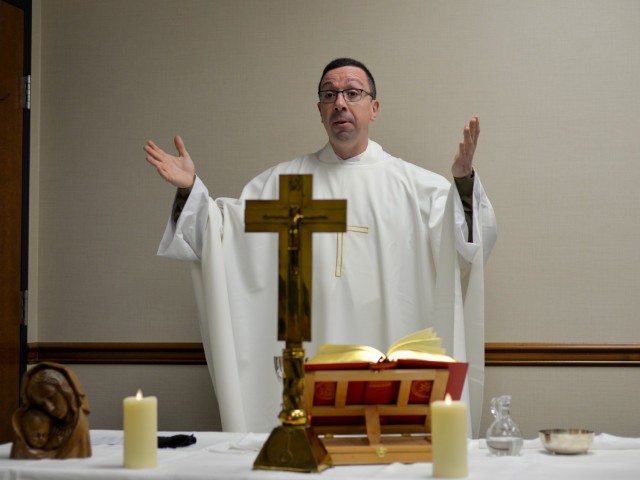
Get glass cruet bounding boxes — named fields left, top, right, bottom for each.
left=486, top=395, right=523, bottom=455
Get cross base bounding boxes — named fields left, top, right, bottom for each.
left=253, top=425, right=331, bottom=473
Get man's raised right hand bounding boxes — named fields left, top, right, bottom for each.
left=144, top=135, right=196, bottom=189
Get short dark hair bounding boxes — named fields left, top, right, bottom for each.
left=318, top=58, right=377, bottom=99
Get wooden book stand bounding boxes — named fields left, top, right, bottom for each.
left=304, top=367, right=451, bottom=465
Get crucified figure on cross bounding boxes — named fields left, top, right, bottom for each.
left=245, top=174, right=346, bottom=472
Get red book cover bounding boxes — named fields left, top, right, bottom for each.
left=305, top=359, right=467, bottom=402
left=304, top=360, right=468, bottom=427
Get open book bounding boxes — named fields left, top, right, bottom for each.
left=306, top=328, right=455, bottom=365
left=304, top=328, right=468, bottom=414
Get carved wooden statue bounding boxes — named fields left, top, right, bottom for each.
left=10, top=361, right=91, bottom=459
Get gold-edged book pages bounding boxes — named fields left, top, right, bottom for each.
left=306, top=328, right=455, bottom=365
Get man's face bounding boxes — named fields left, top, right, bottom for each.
left=317, top=66, right=379, bottom=159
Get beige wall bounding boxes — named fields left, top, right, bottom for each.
left=29, top=0, right=640, bottom=436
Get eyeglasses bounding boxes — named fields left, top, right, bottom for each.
left=317, top=89, right=373, bottom=104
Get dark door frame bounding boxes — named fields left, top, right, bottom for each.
left=0, top=0, right=31, bottom=442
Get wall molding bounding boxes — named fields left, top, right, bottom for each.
left=27, top=342, right=640, bottom=367
left=485, top=343, right=640, bottom=366
left=27, top=343, right=206, bottom=365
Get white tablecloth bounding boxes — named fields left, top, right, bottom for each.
left=1, top=430, right=639, bottom=480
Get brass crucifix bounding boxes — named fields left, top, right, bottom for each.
left=246, top=174, right=346, bottom=472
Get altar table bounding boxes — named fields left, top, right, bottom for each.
left=1, top=430, right=639, bottom=480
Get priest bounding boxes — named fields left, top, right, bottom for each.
left=144, top=58, right=497, bottom=437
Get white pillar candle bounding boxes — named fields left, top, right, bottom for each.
left=431, top=394, right=468, bottom=478
left=123, top=390, right=157, bottom=468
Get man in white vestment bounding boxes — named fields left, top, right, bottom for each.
left=144, top=58, right=497, bottom=437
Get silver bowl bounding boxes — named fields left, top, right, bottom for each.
left=539, top=429, right=594, bottom=454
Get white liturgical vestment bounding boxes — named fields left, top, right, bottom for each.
left=158, top=140, right=497, bottom=437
